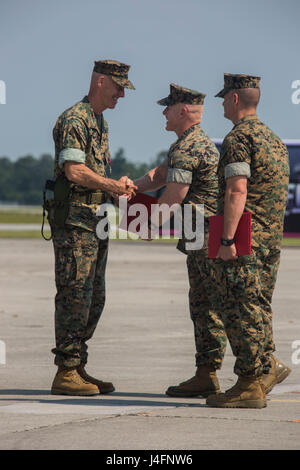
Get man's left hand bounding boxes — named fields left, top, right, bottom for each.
left=216, top=244, right=238, bottom=261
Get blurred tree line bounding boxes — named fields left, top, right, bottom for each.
left=0, top=148, right=168, bottom=205
left=110, top=148, right=167, bottom=180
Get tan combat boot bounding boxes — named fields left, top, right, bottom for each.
left=77, top=364, right=115, bottom=394
left=261, top=355, right=291, bottom=394
left=165, top=366, right=221, bottom=398
left=206, top=376, right=267, bottom=408
left=51, top=366, right=99, bottom=396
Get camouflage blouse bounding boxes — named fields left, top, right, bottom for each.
left=218, top=115, right=290, bottom=249
left=166, top=124, right=219, bottom=254
left=52, top=96, right=111, bottom=231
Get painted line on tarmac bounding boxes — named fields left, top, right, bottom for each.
left=0, top=224, right=48, bottom=231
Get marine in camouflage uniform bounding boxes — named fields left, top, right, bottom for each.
left=135, top=84, right=221, bottom=397
left=51, top=96, right=110, bottom=368
left=163, top=102, right=223, bottom=371
left=50, top=60, right=135, bottom=396
left=206, top=74, right=290, bottom=408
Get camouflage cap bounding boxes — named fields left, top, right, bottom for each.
left=93, top=59, right=135, bottom=90
left=157, top=83, right=206, bottom=106
left=215, top=73, right=261, bottom=98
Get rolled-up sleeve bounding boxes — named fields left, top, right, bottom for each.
left=167, top=168, right=193, bottom=184
left=167, top=145, right=195, bottom=185
left=225, top=162, right=251, bottom=179
left=58, top=148, right=86, bottom=168
left=222, top=133, right=252, bottom=179
left=57, top=117, right=88, bottom=168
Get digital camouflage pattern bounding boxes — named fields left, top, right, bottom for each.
left=157, top=83, right=206, bottom=106
left=188, top=247, right=281, bottom=376
left=215, top=252, right=278, bottom=376
left=166, top=124, right=219, bottom=254
left=187, top=253, right=226, bottom=370
left=215, top=73, right=261, bottom=98
left=210, top=114, right=289, bottom=376
left=51, top=227, right=108, bottom=367
left=166, top=123, right=221, bottom=373
left=51, top=96, right=111, bottom=367
left=217, top=115, right=290, bottom=250
left=255, top=247, right=281, bottom=363
left=53, top=95, right=110, bottom=231
left=93, top=59, right=135, bottom=90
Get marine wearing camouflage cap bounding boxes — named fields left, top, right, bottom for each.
left=157, top=83, right=206, bottom=106
left=49, top=56, right=136, bottom=397
left=215, top=73, right=261, bottom=98
left=204, top=71, right=291, bottom=409
left=93, top=59, right=135, bottom=90
left=133, top=79, right=220, bottom=399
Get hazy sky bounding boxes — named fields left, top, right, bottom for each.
left=0, top=0, right=299, bottom=164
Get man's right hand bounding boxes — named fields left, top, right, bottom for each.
left=115, top=176, right=137, bottom=199
left=64, top=162, right=137, bottom=197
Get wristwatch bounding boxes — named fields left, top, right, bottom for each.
left=220, top=237, right=235, bottom=246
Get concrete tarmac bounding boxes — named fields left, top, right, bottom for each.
left=0, top=239, right=300, bottom=451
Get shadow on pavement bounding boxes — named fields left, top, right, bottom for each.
left=0, top=389, right=207, bottom=407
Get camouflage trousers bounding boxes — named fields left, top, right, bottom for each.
left=187, top=247, right=281, bottom=376
left=51, top=225, right=108, bottom=367
left=187, top=253, right=226, bottom=370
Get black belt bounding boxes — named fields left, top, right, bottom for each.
left=70, top=191, right=106, bottom=204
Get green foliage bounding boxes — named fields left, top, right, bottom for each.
left=0, top=148, right=167, bottom=205
left=0, top=154, right=54, bottom=205
left=150, top=150, right=168, bottom=168
left=110, top=148, right=151, bottom=180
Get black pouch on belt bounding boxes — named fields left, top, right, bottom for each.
left=53, top=175, right=73, bottom=229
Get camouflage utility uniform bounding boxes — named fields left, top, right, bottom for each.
left=51, top=96, right=110, bottom=367
left=210, top=115, right=289, bottom=376
left=166, top=124, right=221, bottom=369
left=156, top=83, right=221, bottom=371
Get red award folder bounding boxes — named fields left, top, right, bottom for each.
left=119, top=193, right=158, bottom=234
left=208, top=212, right=252, bottom=258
